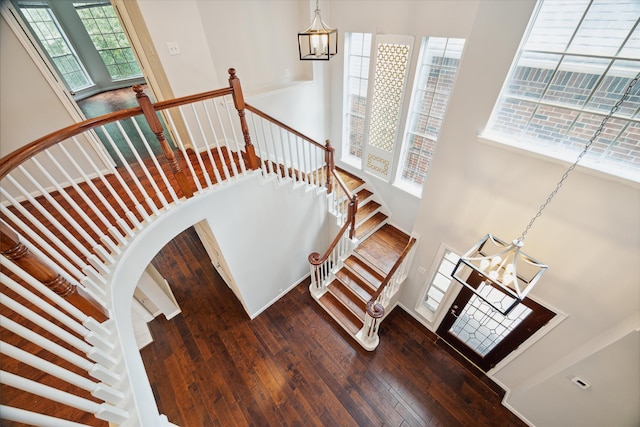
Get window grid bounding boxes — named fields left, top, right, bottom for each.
left=485, top=0, right=640, bottom=180
left=398, top=38, right=465, bottom=192
left=19, top=6, right=92, bottom=91
left=421, top=249, right=459, bottom=313
left=74, top=3, right=142, bottom=81
left=343, top=33, right=372, bottom=160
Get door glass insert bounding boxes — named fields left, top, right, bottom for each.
left=449, top=283, right=532, bottom=356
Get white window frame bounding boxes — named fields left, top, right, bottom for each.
left=395, top=37, right=466, bottom=196
left=415, top=243, right=461, bottom=325
left=481, top=0, right=640, bottom=183
left=341, top=32, right=372, bottom=168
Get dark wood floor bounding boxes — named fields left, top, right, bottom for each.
left=143, top=227, right=527, bottom=427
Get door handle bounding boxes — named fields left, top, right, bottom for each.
left=450, top=304, right=459, bottom=318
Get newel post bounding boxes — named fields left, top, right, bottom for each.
left=134, top=85, right=194, bottom=198
left=0, top=221, right=107, bottom=321
left=325, top=140, right=334, bottom=194
left=348, top=194, right=358, bottom=239
left=228, top=68, right=259, bottom=170
left=357, top=300, right=384, bottom=350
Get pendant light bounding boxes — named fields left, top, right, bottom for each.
left=298, top=0, right=337, bottom=60
left=451, top=72, right=640, bottom=315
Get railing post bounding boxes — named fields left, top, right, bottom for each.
left=348, top=194, right=358, bottom=239
left=0, top=221, right=107, bottom=321
left=133, top=85, right=194, bottom=198
left=228, top=68, right=259, bottom=170
left=325, top=140, right=334, bottom=194
left=358, top=300, right=383, bottom=350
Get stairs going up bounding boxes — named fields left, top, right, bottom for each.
left=313, top=168, right=412, bottom=349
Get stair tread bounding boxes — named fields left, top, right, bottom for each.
left=335, top=268, right=376, bottom=299
left=356, top=200, right=381, bottom=223
left=335, top=168, right=365, bottom=192
left=356, top=188, right=373, bottom=202
left=328, top=279, right=366, bottom=318
left=355, top=211, right=388, bottom=240
left=344, top=256, right=384, bottom=288
left=319, top=292, right=363, bottom=335
left=356, top=224, right=411, bottom=274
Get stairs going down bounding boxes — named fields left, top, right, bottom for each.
left=312, top=168, right=413, bottom=349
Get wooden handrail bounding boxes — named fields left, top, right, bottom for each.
left=366, top=237, right=417, bottom=319
left=244, top=105, right=327, bottom=151
left=0, top=221, right=107, bottom=321
left=152, top=87, right=233, bottom=111
left=308, top=219, right=353, bottom=266
left=331, top=168, right=354, bottom=200
left=0, top=106, right=142, bottom=180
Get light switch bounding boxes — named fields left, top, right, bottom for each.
left=167, top=42, right=181, bottom=56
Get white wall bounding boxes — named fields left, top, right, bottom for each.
left=134, top=0, right=329, bottom=145
left=0, top=13, right=76, bottom=155
left=387, top=2, right=640, bottom=427
left=508, top=329, right=640, bottom=427
left=203, top=175, right=329, bottom=318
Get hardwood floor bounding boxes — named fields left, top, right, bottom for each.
left=143, top=227, right=527, bottom=427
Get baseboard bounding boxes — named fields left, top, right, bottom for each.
left=249, top=273, right=311, bottom=320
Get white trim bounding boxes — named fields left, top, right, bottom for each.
left=477, top=133, right=640, bottom=187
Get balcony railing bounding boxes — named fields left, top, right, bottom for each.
left=0, top=68, right=341, bottom=426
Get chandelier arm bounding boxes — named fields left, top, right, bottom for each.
left=518, top=71, right=640, bottom=243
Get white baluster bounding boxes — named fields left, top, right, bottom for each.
left=72, top=137, right=141, bottom=235
left=0, top=405, right=90, bottom=427
left=182, top=104, right=214, bottom=188
left=98, top=124, right=154, bottom=221
left=0, top=371, right=128, bottom=423
left=116, top=120, right=171, bottom=208
left=163, top=109, right=204, bottom=193
left=130, top=117, right=180, bottom=205
left=36, top=151, right=123, bottom=254
left=222, top=95, right=246, bottom=174
left=0, top=341, right=124, bottom=402
left=204, top=99, right=232, bottom=182
left=0, top=315, right=118, bottom=384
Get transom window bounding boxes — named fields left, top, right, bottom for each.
left=483, top=0, right=640, bottom=182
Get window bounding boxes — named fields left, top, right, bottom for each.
left=483, top=0, right=640, bottom=181
left=15, top=0, right=143, bottom=96
left=343, top=32, right=372, bottom=161
left=74, top=2, right=142, bottom=81
left=396, top=37, right=466, bottom=194
left=19, top=5, right=92, bottom=91
left=416, top=245, right=459, bottom=320
left=342, top=34, right=465, bottom=193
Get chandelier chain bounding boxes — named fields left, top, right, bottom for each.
left=518, top=71, right=640, bottom=243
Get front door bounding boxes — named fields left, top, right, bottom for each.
left=436, top=274, right=555, bottom=372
